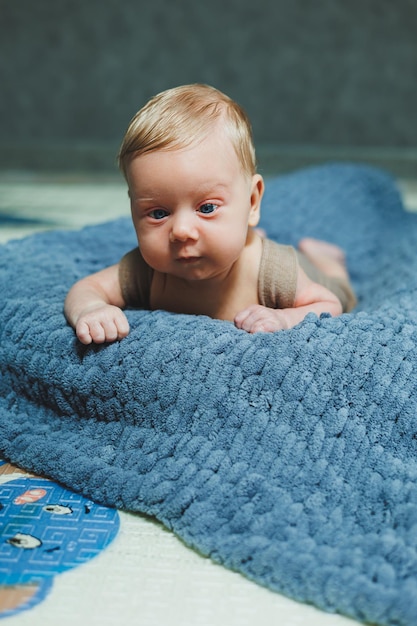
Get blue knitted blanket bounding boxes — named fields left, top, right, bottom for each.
left=1, top=164, right=417, bottom=625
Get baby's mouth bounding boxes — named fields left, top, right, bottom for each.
left=177, top=256, right=200, bottom=264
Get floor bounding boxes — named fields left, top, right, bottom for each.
left=1, top=169, right=416, bottom=626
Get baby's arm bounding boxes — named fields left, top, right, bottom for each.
left=234, top=265, right=342, bottom=333
left=64, top=264, right=130, bottom=345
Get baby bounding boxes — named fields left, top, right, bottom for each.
left=64, top=84, right=356, bottom=345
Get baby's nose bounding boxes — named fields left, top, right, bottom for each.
left=170, top=215, right=198, bottom=242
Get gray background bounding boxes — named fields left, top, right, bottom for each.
left=1, top=0, right=416, bottom=175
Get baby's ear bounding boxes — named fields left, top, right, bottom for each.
left=248, top=174, right=264, bottom=227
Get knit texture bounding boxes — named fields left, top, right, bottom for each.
left=1, top=164, right=417, bottom=625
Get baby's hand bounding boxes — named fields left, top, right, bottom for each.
left=75, top=304, right=130, bottom=345
left=234, top=305, right=289, bottom=334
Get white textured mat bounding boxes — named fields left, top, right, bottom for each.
left=6, top=505, right=356, bottom=626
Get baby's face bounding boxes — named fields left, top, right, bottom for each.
left=126, top=128, right=263, bottom=283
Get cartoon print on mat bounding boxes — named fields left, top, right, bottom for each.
left=0, top=459, right=120, bottom=619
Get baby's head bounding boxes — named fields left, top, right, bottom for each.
left=118, top=84, right=257, bottom=181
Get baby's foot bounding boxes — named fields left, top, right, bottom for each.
left=298, top=237, right=348, bottom=280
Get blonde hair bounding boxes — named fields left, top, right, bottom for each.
left=118, top=84, right=257, bottom=179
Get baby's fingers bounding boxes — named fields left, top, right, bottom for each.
left=234, top=305, right=286, bottom=334
left=234, top=307, right=253, bottom=331
left=76, top=319, right=123, bottom=344
left=76, top=320, right=95, bottom=345
left=89, top=319, right=115, bottom=344
left=76, top=319, right=111, bottom=344
left=234, top=305, right=266, bottom=333
left=76, top=309, right=130, bottom=344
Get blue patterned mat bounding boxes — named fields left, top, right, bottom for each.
left=1, top=164, right=417, bottom=625
left=0, top=460, right=120, bottom=618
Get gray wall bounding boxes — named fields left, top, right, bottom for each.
left=1, top=0, right=417, bottom=175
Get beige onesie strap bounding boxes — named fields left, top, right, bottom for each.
left=118, top=247, right=153, bottom=308
left=258, top=239, right=298, bottom=309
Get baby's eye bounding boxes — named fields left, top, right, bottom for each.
left=198, top=203, right=218, bottom=215
left=149, top=208, right=169, bottom=220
